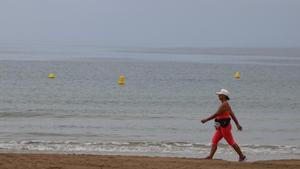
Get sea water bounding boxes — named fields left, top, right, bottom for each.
left=0, top=46, right=299, bottom=161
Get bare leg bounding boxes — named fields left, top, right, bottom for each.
left=206, top=144, right=218, bottom=159
left=231, top=143, right=246, bottom=161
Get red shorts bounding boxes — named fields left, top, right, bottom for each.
left=212, top=123, right=236, bottom=145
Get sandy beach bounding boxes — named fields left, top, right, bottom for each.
left=0, top=153, right=299, bottom=169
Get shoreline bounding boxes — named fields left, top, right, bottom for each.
left=0, top=148, right=299, bottom=162
left=0, top=152, right=299, bottom=169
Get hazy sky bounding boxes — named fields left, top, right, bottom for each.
left=0, top=0, right=299, bottom=47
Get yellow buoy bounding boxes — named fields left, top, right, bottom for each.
left=118, top=75, right=125, bottom=86
left=48, top=73, right=56, bottom=79
left=234, top=71, right=241, bottom=79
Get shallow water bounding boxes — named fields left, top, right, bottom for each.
left=0, top=47, right=299, bottom=161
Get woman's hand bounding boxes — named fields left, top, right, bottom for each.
left=201, top=118, right=208, bottom=124
left=237, top=124, right=243, bottom=131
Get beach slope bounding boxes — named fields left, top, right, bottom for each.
left=0, top=153, right=299, bottom=169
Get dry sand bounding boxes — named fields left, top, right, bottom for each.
left=0, top=153, right=299, bottom=169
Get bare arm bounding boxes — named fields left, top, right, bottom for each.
left=228, top=105, right=242, bottom=131
left=201, top=103, right=225, bottom=123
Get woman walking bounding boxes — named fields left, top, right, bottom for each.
left=201, top=89, right=246, bottom=161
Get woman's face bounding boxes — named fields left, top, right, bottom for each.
left=218, top=94, right=224, bottom=101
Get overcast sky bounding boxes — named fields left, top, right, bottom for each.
left=0, top=0, right=299, bottom=47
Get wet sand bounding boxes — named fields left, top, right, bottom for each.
left=0, top=153, right=299, bottom=169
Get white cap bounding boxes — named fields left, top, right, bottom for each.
left=216, top=89, right=230, bottom=97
